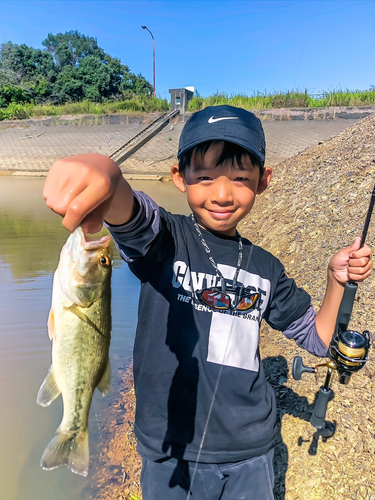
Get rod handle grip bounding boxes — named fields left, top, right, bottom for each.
left=310, top=387, right=333, bottom=429
left=335, top=281, right=358, bottom=332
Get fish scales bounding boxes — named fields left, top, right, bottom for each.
left=53, top=295, right=111, bottom=432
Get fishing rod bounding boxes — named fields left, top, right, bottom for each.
left=292, top=184, right=375, bottom=437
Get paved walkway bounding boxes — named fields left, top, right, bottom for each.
left=0, top=116, right=364, bottom=174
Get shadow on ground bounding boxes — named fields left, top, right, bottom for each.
left=262, top=356, right=335, bottom=500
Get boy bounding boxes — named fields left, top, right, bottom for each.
left=44, top=105, right=372, bottom=499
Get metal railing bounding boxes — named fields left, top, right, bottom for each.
left=109, top=108, right=180, bottom=165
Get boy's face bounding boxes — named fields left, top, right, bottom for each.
left=172, top=142, right=271, bottom=237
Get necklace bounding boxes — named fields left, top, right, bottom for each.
left=190, top=214, right=243, bottom=292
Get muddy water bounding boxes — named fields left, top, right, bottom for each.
left=0, top=177, right=189, bottom=500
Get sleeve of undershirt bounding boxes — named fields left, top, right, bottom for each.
left=104, top=190, right=164, bottom=264
left=282, top=303, right=329, bottom=358
left=263, top=261, right=328, bottom=358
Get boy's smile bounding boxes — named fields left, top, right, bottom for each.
left=172, top=142, right=272, bottom=237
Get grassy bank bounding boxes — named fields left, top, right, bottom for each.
left=1, top=89, right=374, bottom=121
left=188, top=89, right=375, bottom=111
left=0, top=97, right=169, bottom=121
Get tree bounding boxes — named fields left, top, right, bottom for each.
left=123, top=73, right=153, bottom=97
left=42, top=30, right=105, bottom=68
left=0, top=42, right=56, bottom=83
left=0, top=42, right=56, bottom=103
left=51, top=65, right=83, bottom=103
left=0, top=31, right=153, bottom=105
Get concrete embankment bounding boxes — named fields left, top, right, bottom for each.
left=0, top=106, right=373, bottom=177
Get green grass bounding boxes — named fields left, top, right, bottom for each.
left=188, top=89, right=375, bottom=112
left=0, top=97, right=169, bottom=121
left=1, top=89, right=374, bottom=121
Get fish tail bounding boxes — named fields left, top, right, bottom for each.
left=41, top=427, right=89, bottom=477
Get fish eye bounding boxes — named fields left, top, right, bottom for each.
left=99, top=255, right=111, bottom=267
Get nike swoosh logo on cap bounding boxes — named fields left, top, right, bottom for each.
left=208, top=116, right=239, bottom=124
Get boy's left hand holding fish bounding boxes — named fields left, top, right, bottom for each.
left=317, top=236, right=372, bottom=347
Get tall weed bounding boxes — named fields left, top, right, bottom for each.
left=1, top=90, right=374, bottom=121
left=0, top=97, right=169, bottom=121
left=187, top=90, right=375, bottom=111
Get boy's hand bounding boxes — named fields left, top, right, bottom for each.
left=328, top=237, right=372, bottom=285
left=43, top=154, right=133, bottom=233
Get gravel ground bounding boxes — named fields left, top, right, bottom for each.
left=86, top=114, right=375, bottom=500
left=239, top=113, right=375, bottom=500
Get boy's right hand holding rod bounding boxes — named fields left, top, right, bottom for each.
left=44, top=152, right=373, bottom=349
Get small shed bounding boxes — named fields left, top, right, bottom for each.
left=169, top=87, right=194, bottom=114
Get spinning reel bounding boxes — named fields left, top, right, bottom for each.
left=292, top=184, right=375, bottom=432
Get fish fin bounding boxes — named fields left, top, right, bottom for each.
left=66, top=304, right=104, bottom=337
left=47, top=308, right=55, bottom=340
left=66, top=304, right=88, bottom=323
left=37, top=366, right=61, bottom=407
left=41, top=428, right=89, bottom=477
left=97, top=358, right=111, bottom=396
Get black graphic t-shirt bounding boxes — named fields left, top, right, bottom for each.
left=106, top=191, right=327, bottom=463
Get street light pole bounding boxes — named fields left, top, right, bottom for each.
left=141, top=25, right=155, bottom=97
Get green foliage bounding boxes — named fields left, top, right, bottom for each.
left=52, top=65, right=83, bottom=102
left=0, top=102, right=33, bottom=120
left=0, top=84, right=32, bottom=106
left=42, top=30, right=105, bottom=68
left=121, top=73, right=153, bottom=98
left=308, top=89, right=375, bottom=107
left=0, top=96, right=169, bottom=120
left=188, top=96, right=204, bottom=111
left=0, top=41, right=56, bottom=82
left=188, top=90, right=375, bottom=111
left=0, top=31, right=153, bottom=107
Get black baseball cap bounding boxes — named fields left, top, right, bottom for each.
left=177, top=105, right=266, bottom=162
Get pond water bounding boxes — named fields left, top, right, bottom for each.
left=0, top=176, right=189, bottom=500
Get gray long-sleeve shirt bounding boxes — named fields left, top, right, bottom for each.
left=106, top=191, right=327, bottom=463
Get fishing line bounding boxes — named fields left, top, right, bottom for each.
left=186, top=320, right=234, bottom=500
left=91, top=393, right=104, bottom=442
left=186, top=244, right=255, bottom=500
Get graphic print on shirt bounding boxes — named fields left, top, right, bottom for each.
left=172, top=262, right=271, bottom=371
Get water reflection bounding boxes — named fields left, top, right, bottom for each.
left=0, top=177, right=189, bottom=281
left=0, top=176, right=189, bottom=500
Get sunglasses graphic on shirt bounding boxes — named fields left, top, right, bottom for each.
left=196, top=284, right=259, bottom=312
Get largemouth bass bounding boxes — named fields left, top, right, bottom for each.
left=37, top=227, right=112, bottom=477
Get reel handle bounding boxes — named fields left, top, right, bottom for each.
left=292, top=356, right=315, bottom=380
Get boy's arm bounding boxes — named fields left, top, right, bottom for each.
left=315, top=237, right=372, bottom=347
left=43, top=153, right=134, bottom=233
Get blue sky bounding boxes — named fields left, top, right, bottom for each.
left=1, top=0, right=374, bottom=100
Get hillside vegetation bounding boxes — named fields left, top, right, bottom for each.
left=0, top=31, right=152, bottom=105
left=0, top=31, right=169, bottom=120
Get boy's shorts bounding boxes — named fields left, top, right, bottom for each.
left=140, top=448, right=275, bottom=500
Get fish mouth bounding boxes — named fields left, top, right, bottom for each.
left=75, top=227, right=111, bottom=250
